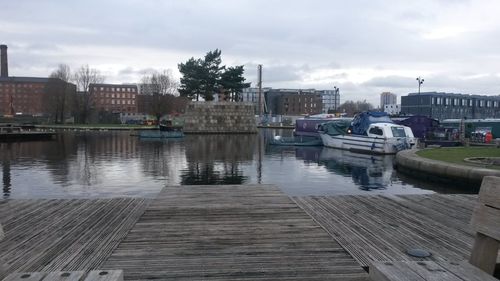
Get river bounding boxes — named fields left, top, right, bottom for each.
left=0, top=129, right=467, bottom=199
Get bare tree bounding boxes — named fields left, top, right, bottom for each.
left=45, top=64, right=75, bottom=123
left=141, top=69, right=178, bottom=96
left=140, top=70, right=181, bottom=124
left=74, top=65, right=105, bottom=123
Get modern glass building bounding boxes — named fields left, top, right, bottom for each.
left=401, top=92, right=500, bottom=120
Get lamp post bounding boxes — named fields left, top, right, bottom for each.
left=416, top=77, right=424, bottom=94
left=333, top=86, right=339, bottom=113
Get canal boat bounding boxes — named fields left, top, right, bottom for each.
left=0, top=124, right=56, bottom=141
left=139, top=120, right=184, bottom=139
left=294, top=114, right=352, bottom=137
left=394, top=115, right=461, bottom=147
left=318, top=111, right=416, bottom=154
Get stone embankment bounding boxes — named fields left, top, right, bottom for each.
left=395, top=149, right=500, bottom=186
left=183, top=102, right=257, bottom=133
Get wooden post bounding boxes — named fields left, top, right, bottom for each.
left=469, top=232, right=499, bottom=275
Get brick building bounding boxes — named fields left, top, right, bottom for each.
left=265, top=89, right=322, bottom=115
left=0, top=77, right=75, bottom=116
left=89, top=83, right=138, bottom=113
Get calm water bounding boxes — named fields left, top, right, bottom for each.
left=0, top=129, right=464, bottom=199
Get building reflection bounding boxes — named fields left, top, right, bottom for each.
left=2, top=143, right=12, bottom=198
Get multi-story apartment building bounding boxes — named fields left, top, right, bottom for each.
left=265, top=89, right=322, bottom=115
left=380, top=92, right=397, bottom=109
left=401, top=92, right=500, bottom=120
left=318, top=89, right=340, bottom=113
left=89, top=83, right=138, bottom=114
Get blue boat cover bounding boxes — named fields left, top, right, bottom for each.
left=351, top=111, right=393, bottom=135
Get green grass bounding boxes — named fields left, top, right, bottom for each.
left=417, top=147, right=500, bottom=169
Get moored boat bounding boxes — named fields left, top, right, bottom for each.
left=139, top=120, right=184, bottom=139
left=318, top=111, right=416, bottom=154
left=0, top=124, right=56, bottom=141
left=294, top=114, right=352, bottom=137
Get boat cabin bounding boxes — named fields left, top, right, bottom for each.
left=365, top=123, right=415, bottom=139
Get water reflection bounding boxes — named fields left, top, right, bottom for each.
left=180, top=134, right=255, bottom=185
left=318, top=148, right=395, bottom=191
left=0, top=130, right=455, bottom=199
left=2, top=143, right=11, bottom=199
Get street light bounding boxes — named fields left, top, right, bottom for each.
left=416, top=77, right=424, bottom=94
left=333, top=86, right=339, bottom=112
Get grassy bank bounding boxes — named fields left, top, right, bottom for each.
left=417, top=147, right=500, bottom=169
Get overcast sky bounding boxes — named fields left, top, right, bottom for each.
left=2, top=0, right=500, bottom=106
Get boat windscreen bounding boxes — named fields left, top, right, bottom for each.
left=391, top=127, right=407, bottom=137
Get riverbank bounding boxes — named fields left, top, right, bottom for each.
left=35, top=124, right=157, bottom=130
left=395, top=148, right=500, bottom=188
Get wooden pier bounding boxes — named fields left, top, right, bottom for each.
left=0, top=198, right=149, bottom=280
left=293, top=194, right=478, bottom=268
left=103, top=185, right=367, bottom=280
left=0, top=186, right=484, bottom=280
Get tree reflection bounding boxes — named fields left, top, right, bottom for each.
left=180, top=134, right=256, bottom=185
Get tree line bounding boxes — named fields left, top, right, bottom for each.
left=43, top=49, right=376, bottom=124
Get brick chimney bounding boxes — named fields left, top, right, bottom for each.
left=1, top=44, right=8, bottom=78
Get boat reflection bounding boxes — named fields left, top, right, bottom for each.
left=269, top=144, right=396, bottom=191
left=318, top=148, right=395, bottom=190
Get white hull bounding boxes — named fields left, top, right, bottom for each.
left=319, top=133, right=409, bottom=154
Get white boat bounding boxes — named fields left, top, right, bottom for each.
left=318, top=112, right=416, bottom=155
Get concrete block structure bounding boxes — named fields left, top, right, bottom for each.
left=183, top=102, right=257, bottom=133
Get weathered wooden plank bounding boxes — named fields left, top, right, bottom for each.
left=0, top=199, right=149, bottom=280
left=104, top=185, right=368, bottom=280
left=83, top=270, right=123, bottom=281
left=294, top=194, right=477, bottom=268
left=469, top=232, right=499, bottom=274
left=477, top=176, right=500, bottom=208
left=2, top=272, right=47, bottom=281
left=43, top=271, right=85, bottom=281
left=370, top=260, right=497, bottom=281
left=471, top=204, right=500, bottom=241
left=369, top=261, right=423, bottom=281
